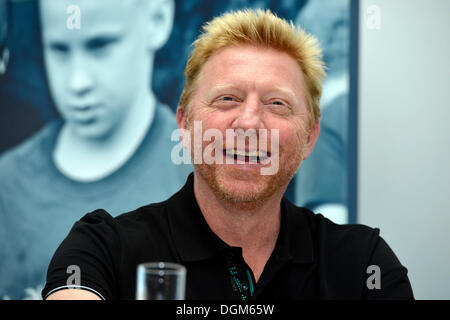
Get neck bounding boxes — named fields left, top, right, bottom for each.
left=193, top=171, right=283, bottom=281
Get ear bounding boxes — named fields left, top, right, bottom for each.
left=176, top=106, right=190, bottom=149
left=302, top=120, right=320, bottom=160
left=145, top=0, right=175, bottom=51
left=176, top=105, right=187, bottom=130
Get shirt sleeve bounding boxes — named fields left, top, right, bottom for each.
left=41, top=209, right=121, bottom=300
left=363, top=236, right=414, bottom=300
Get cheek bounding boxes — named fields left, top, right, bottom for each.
left=44, top=65, right=70, bottom=113
left=103, top=101, right=131, bottom=129
left=44, top=56, right=65, bottom=92
left=101, top=65, right=135, bottom=94
left=97, top=48, right=144, bottom=91
left=191, top=105, right=233, bottom=130
left=278, top=122, right=308, bottom=152
left=102, top=74, right=137, bottom=112
left=205, top=111, right=231, bottom=131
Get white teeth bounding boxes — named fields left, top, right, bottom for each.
left=225, top=149, right=268, bottom=159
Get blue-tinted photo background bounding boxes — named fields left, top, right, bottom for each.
left=0, top=0, right=354, bottom=299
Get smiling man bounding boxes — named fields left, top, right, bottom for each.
left=41, top=9, right=413, bottom=300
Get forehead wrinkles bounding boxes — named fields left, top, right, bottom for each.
left=206, top=46, right=305, bottom=91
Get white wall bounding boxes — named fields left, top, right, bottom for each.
left=358, top=0, right=450, bottom=299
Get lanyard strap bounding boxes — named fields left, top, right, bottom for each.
left=225, top=251, right=254, bottom=300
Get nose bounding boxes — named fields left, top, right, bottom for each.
left=231, top=94, right=265, bottom=131
left=68, top=54, right=94, bottom=96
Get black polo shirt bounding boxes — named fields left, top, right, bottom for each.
left=42, top=173, right=414, bottom=300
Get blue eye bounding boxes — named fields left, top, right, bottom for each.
left=271, top=101, right=284, bottom=106
left=212, top=95, right=239, bottom=108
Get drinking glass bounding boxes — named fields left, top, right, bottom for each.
left=136, top=262, right=186, bottom=300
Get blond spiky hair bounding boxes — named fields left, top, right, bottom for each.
left=179, top=9, right=326, bottom=128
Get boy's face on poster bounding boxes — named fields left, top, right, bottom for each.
left=40, top=0, right=153, bottom=139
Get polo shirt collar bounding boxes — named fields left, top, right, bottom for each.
left=168, top=173, right=314, bottom=265
left=277, top=198, right=315, bottom=265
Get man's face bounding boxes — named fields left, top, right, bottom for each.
left=183, top=45, right=319, bottom=204
left=40, top=0, right=151, bottom=139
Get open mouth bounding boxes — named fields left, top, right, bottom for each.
left=223, top=149, right=271, bottom=163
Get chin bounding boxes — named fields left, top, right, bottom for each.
left=194, top=141, right=304, bottom=207
left=196, top=163, right=282, bottom=206
left=70, top=122, right=111, bottom=141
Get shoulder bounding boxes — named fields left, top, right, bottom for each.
left=114, top=199, right=173, bottom=236
left=0, top=121, right=61, bottom=171
left=75, top=192, right=178, bottom=243
left=42, top=209, right=121, bottom=300
left=64, top=202, right=175, bottom=274
left=0, top=121, right=61, bottom=189
left=313, top=213, right=380, bottom=249
left=75, top=199, right=172, bottom=243
left=287, top=202, right=413, bottom=299
left=42, top=199, right=177, bottom=300
left=286, top=201, right=380, bottom=268
left=68, top=209, right=123, bottom=242
left=289, top=201, right=380, bottom=248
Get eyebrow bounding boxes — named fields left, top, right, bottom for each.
left=205, top=84, right=242, bottom=101
left=207, top=84, right=300, bottom=105
left=268, top=86, right=300, bottom=106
